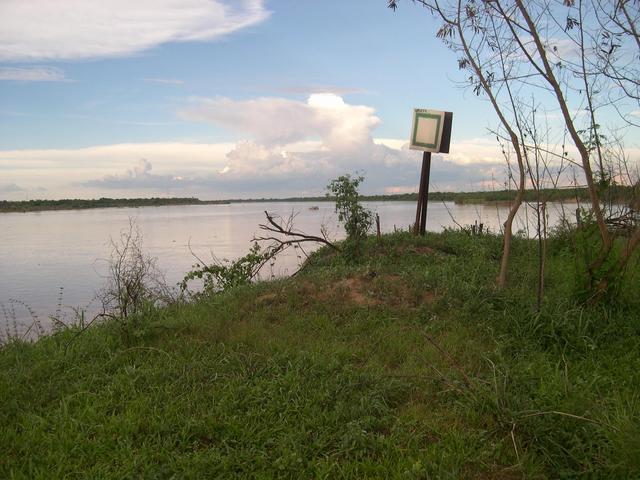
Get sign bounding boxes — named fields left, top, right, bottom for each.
left=409, top=108, right=453, bottom=236
left=409, top=109, right=453, bottom=153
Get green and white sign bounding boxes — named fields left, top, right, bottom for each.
left=409, top=109, right=445, bottom=152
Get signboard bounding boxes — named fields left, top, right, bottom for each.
left=409, top=108, right=453, bottom=236
left=409, top=109, right=453, bottom=153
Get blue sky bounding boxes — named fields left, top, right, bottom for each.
left=0, top=0, right=636, bottom=200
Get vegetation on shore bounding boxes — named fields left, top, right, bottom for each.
left=2, top=184, right=637, bottom=213
left=0, top=197, right=231, bottom=213
left=1, top=226, right=639, bottom=478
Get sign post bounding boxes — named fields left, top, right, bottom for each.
left=409, top=109, right=453, bottom=235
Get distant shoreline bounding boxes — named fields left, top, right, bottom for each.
left=0, top=186, right=632, bottom=213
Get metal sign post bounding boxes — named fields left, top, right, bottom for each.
left=414, top=151, right=431, bottom=235
left=409, top=109, right=453, bottom=235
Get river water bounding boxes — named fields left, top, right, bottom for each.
left=1, top=200, right=574, bottom=336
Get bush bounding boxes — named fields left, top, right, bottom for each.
left=180, top=242, right=270, bottom=299
left=99, top=220, right=172, bottom=319
left=326, top=174, right=373, bottom=256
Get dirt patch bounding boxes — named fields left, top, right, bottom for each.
left=299, top=276, right=381, bottom=307
left=293, top=273, right=439, bottom=309
left=333, top=277, right=381, bottom=307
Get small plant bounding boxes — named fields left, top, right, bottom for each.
left=326, top=174, right=373, bottom=256
left=180, top=242, right=271, bottom=298
left=98, top=219, right=172, bottom=320
left=0, top=299, right=44, bottom=345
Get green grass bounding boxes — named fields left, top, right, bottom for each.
left=1, top=230, right=639, bottom=478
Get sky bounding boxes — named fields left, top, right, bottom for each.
left=0, top=0, right=637, bottom=200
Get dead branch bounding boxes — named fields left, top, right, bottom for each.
left=254, top=211, right=341, bottom=253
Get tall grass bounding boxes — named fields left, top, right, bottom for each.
left=1, top=229, right=638, bottom=478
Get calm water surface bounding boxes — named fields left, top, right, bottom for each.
left=1, top=201, right=573, bottom=334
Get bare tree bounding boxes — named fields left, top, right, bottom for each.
left=389, top=0, right=639, bottom=295
left=99, top=219, right=172, bottom=318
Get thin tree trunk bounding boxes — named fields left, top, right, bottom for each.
left=514, top=0, right=611, bottom=252
left=453, top=0, right=526, bottom=288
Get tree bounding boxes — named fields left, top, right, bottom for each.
left=327, top=174, right=373, bottom=256
left=389, top=0, right=639, bottom=296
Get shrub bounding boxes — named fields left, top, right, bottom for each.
left=326, top=174, right=373, bottom=256
left=180, top=242, right=270, bottom=299
left=99, top=219, right=172, bottom=319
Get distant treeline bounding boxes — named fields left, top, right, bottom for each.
left=239, top=185, right=636, bottom=204
left=0, top=197, right=229, bottom=213
left=441, top=185, right=636, bottom=205
left=2, top=186, right=636, bottom=213
left=359, top=185, right=636, bottom=205
left=429, top=186, right=634, bottom=204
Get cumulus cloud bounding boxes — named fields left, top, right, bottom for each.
left=0, top=138, right=575, bottom=200
left=83, top=159, right=180, bottom=189
left=444, top=137, right=504, bottom=165
left=5, top=93, right=620, bottom=200
left=179, top=93, right=380, bottom=151
left=177, top=93, right=515, bottom=190
left=0, top=0, right=269, bottom=61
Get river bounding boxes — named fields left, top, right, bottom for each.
left=1, top=200, right=575, bottom=337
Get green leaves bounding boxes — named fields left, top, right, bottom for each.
left=326, top=174, right=373, bottom=244
left=180, top=242, right=269, bottom=298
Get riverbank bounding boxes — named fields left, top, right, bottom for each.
left=1, top=230, right=639, bottom=478
left=3, top=185, right=636, bottom=213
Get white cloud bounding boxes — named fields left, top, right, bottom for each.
left=0, top=0, right=269, bottom=61
left=377, top=135, right=506, bottom=166
left=0, top=66, right=67, bottom=82
left=444, top=137, right=504, bottom=165
left=129, top=158, right=153, bottom=178
left=374, top=138, right=408, bottom=150
left=0, top=94, right=519, bottom=199
left=179, top=93, right=380, bottom=151
left=0, top=142, right=234, bottom=187
left=7, top=93, right=629, bottom=200
left=220, top=141, right=333, bottom=179
left=0, top=137, right=597, bottom=199
left=544, top=37, right=581, bottom=60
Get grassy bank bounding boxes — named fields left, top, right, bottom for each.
left=1, top=231, right=639, bottom=478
